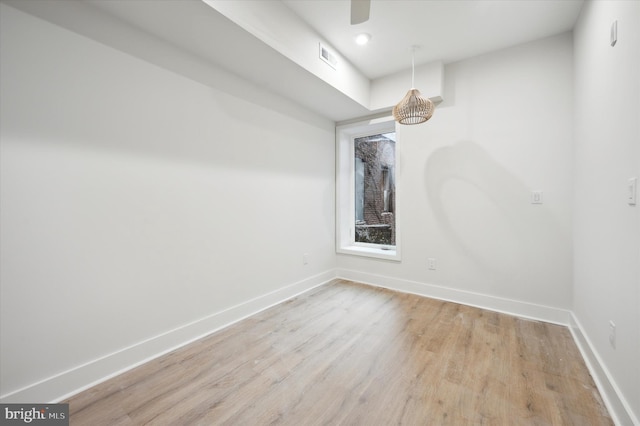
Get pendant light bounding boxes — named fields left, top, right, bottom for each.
left=393, top=47, right=435, bottom=125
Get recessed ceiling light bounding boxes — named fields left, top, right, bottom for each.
left=355, top=33, right=371, bottom=46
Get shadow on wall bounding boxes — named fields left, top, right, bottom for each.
left=425, top=141, right=570, bottom=297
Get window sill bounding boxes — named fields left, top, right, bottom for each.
left=337, top=245, right=401, bottom=261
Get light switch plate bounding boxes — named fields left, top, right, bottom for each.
left=628, top=177, right=637, bottom=205
left=531, top=191, right=543, bottom=204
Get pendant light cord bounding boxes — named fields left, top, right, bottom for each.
left=411, top=48, right=415, bottom=88
left=393, top=45, right=434, bottom=125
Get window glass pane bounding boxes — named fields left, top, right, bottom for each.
left=355, top=157, right=365, bottom=222
left=354, top=132, right=396, bottom=246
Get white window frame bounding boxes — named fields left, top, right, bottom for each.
left=336, top=117, right=401, bottom=261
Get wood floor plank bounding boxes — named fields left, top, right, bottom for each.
left=65, top=280, right=613, bottom=425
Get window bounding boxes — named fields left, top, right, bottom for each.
left=336, top=118, right=400, bottom=261
left=354, top=133, right=396, bottom=245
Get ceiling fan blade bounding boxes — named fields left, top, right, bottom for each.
left=351, top=0, right=370, bottom=25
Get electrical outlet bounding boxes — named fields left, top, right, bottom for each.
left=427, top=258, right=436, bottom=270
left=303, top=253, right=309, bottom=265
left=609, top=320, right=616, bottom=348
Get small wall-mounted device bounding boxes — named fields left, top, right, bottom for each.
left=628, top=177, right=637, bottom=206
left=427, top=258, right=436, bottom=270
left=611, top=20, right=617, bottom=47
left=531, top=191, right=543, bottom=204
left=609, top=320, right=616, bottom=348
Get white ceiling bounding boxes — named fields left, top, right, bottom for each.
left=282, top=0, right=584, bottom=80
left=3, top=0, right=585, bottom=122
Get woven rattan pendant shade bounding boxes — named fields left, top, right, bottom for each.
left=393, top=47, right=434, bottom=125
left=392, top=88, right=434, bottom=125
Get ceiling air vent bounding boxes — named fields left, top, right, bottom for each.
left=319, top=43, right=337, bottom=70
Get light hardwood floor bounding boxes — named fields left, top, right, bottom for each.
left=65, top=280, right=612, bottom=425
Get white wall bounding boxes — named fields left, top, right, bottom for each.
left=338, top=33, right=574, bottom=321
left=370, top=61, right=444, bottom=111
left=573, top=1, right=640, bottom=423
left=0, top=4, right=336, bottom=402
left=205, top=0, right=371, bottom=110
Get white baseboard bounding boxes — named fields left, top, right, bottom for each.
left=0, top=270, right=336, bottom=404
left=335, top=269, right=638, bottom=425
left=4, top=268, right=636, bottom=426
left=336, top=268, right=571, bottom=325
left=568, top=314, right=638, bottom=426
